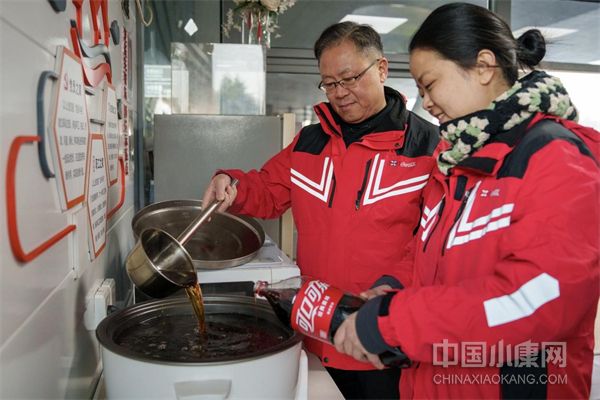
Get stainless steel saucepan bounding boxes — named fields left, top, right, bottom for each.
left=126, top=180, right=238, bottom=298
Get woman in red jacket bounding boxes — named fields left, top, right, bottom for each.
left=334, top=3, right=600, bottom=398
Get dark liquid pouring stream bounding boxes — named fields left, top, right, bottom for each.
left=184, top=282, right=207, bottom=336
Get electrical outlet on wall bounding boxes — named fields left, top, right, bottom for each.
left=83, top=278, right=116, bottom=330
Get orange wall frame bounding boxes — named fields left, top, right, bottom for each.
left=6, top=139, right=126, bottom=263
left=6, top=136, right=76, bottom=263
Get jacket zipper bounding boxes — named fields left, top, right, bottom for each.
left=328, top=175, right=337, bottom=208
left=422, top=197, right=445, bottom=253
left=421, top=175, right=452, bottom=253
left=441, top=189, right=471, bottom=256
left=355, top=159, right=372, bottom=210
left=412, top=196, right=425, bottom=236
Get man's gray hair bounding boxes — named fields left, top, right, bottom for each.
left=314, top=21, right=384, bottom=63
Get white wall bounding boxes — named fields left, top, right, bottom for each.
left=0, top=1, right=137, bottom=398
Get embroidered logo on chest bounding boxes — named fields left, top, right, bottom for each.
left=362, top=154, right=429, bottom=206
left=480, top=188, right=501, bottom=198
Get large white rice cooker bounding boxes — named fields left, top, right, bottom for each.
left=97, top=296, right=303, bottom=399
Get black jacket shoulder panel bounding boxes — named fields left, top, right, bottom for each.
left=293, top=123, right=330, bottom=155
left=497, top=119, right=595, bottom=179
left=396, top=112, right=440, bottom=158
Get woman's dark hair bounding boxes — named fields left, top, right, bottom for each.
left=314, top=21, right=383, bottom=63
left=409, top=2, right=546, bottom=85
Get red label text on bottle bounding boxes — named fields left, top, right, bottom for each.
left=291, top=280, right=344, bottom=342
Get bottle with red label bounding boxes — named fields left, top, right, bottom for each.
left=254, top=276, right=411, bottom=368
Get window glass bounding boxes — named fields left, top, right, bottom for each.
left=549, top=70, right=600, bottom=129
left=224, top=0, right=488, bottom=54
left=171, top=43, right=266, bottom=115
left=511, top=0, right=600, bottom=65
left=266, top=73, right=321, bottom=125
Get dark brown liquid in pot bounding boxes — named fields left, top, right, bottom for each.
left=115, top=313, right=291, bottom=362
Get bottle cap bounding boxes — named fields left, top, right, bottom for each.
left=254, top=280, right=268, bottom=295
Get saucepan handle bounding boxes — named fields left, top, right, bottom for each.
left=177, top=179, right=239, bottom=245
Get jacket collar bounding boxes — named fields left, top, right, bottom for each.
left=446, top=115, right=535, bottom=177
left=313, top=86, right=409, bottom=150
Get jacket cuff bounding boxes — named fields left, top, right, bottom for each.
left=356, top=296, right=396, bottom=355
left=370, top=275, right=404, bottom=290
left=214, top=170, right=235, bottom=181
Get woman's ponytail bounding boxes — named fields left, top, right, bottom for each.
left=516, top=29, right=546, bottom=68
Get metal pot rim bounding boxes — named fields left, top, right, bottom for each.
left=131, top=199, right=265, bottom=270
left=96, top=295, right=303, bottom=366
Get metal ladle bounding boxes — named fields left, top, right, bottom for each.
left=126, top=179, right=238, bottom=298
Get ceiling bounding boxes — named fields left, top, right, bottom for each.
left=145, top=0, right=600, bottom=126
left=261, top=0, right=599, bottom=121
left=268, top=0, right=599, bottom=64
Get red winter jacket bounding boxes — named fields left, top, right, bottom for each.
left=356, top=114, right=600, bottom=397
left=224, top=88, right=439, bottom=370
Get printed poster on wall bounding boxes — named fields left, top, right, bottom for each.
left=50, top=46, right=90, bottom=210
left=102, top=82, right=119, bottom=185
left=85, top=134, right=109, bottom=260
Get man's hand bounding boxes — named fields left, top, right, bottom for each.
left=201, top=174, right=238, bottom=213
left=333, top=312, right=384, bottom=370
left=360, top=284, right=393, bottom=300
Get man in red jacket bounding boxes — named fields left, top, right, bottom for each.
left=201, top=22, right=439, bottom=399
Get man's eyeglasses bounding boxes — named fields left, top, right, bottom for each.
left=318, top=59, right=380, bottom=93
